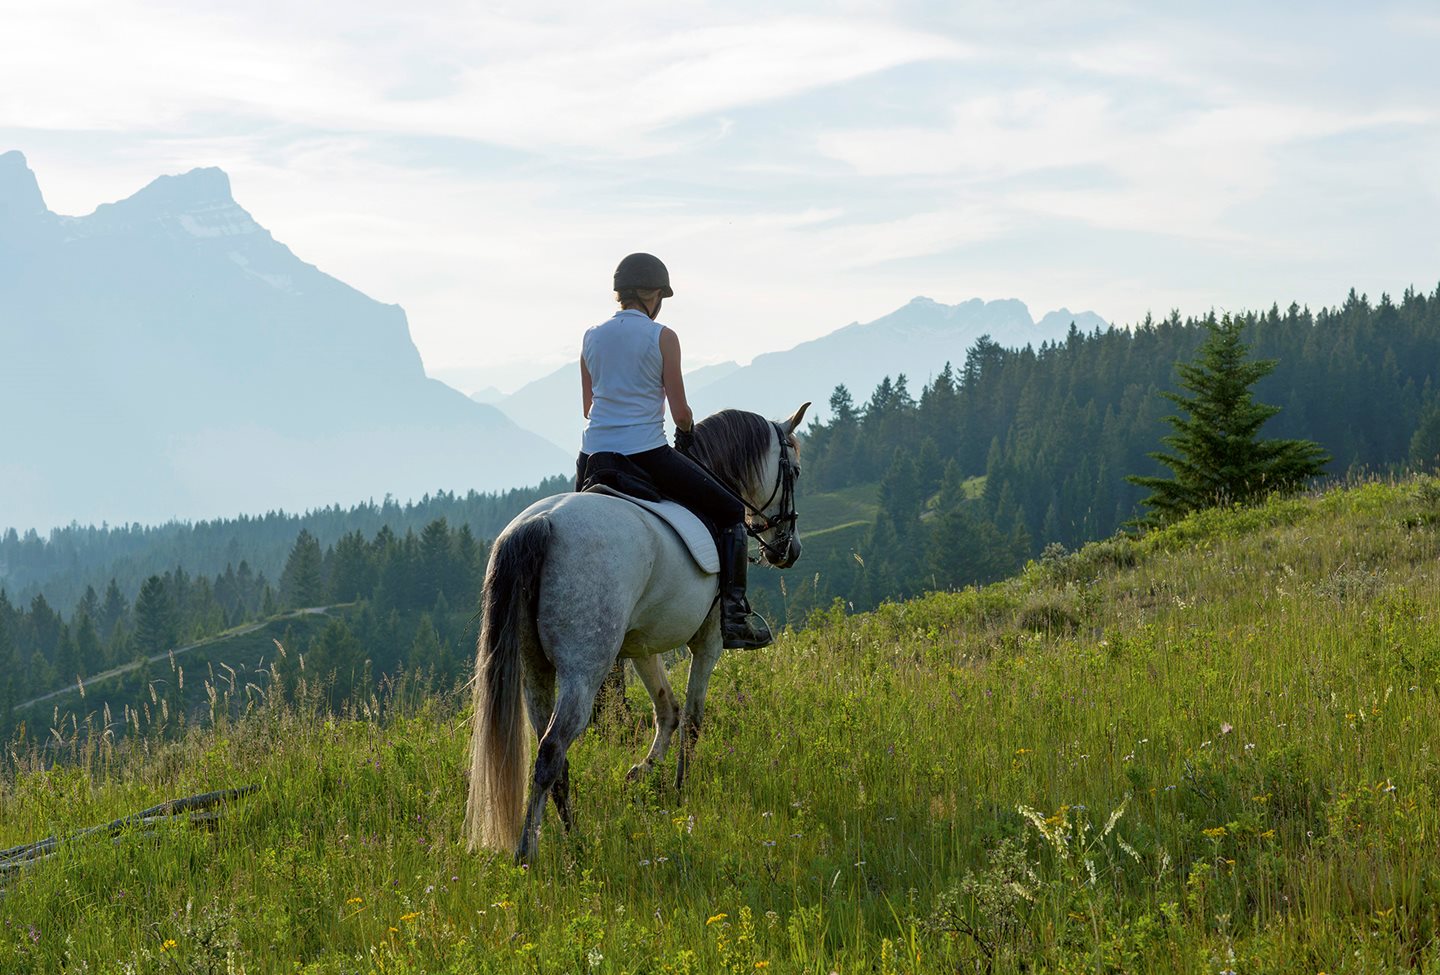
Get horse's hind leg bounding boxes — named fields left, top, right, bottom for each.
left=516, top=670, right=606, bottom=864
left=626, top=653, right=681, bottom=782
left=521, top=661, right=573, bottom=833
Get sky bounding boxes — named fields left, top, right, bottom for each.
left=4, top=0, right=1439, bottom=394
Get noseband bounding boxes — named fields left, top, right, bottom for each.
left=744, top=422, right=800, bottom=564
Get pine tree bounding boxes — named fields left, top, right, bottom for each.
left=407, top=613, right=449, bottom=682
left=454, top=525, right=483, bottom=607
left=419, top=518, right=457, bottom=606
left=877, top=449, right=923, bottom=540
left=54, top=627, right=79, bottom=688
left=100, top=578, right=128, bottom=645
left=280, top=530, right=324, bottom=609
left=27, top=594, right=61, bottom=662
left=305, top=619, right=362, bottom=707
left=235, top=561, right=260, bottom=616
left=0, top=605, right=17, bottom=731
left=1128, top=314, right=1329, bottom=525
left=75, top=586, right=101, bottom=626
left=1411, top=396, right=1440, bottom=471
left=812, top=385, right=859, bottom=489
left=329, top=531, right=374, bottom=603
left=74, top=610, right=102, bottom=676
left=132, top=575, right=176, bottom=658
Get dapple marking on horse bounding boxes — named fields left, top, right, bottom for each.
left=465, top=404, right=809, bottom=864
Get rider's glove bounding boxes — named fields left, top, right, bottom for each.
left=674, top=426, right=695, bottom=455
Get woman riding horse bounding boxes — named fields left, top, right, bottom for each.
left=575, top=252, right=771, bottom=650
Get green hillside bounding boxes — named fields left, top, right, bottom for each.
left=13, top=607, right=342, bottom=732
left=3, top=477, right=1439, bottom=972
left=746, top=482, right=879, bottom=626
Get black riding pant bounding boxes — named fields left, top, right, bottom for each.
left=575, top=445, right=744, bottom=531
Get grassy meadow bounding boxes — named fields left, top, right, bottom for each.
left=2, top=477, right=1439, bottom=973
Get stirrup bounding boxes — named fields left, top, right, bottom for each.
left=722, top=606, right=773, bottom=650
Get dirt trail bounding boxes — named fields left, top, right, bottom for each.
left=19, top=606, right=339, bottom=710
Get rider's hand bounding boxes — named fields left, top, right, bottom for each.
left=674, top=426, right=695, bottom=455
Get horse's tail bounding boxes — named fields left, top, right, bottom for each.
left=466, top=513, right=552, bottom=853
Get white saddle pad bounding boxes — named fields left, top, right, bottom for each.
left=587, top=486, right=719, bottom=574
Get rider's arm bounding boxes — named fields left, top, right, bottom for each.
left=580, top=357, right=593, bottom=419
left=659, top=326, right=693, bottom=432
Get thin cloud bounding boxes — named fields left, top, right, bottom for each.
left=2, top=4, right=964, bottom=157
left=818, top=83, right=1434, bottom=241
left=3, top=0, right=1436, bottom=389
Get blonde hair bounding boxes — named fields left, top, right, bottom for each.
left=617, top=287, right=662, bottom=310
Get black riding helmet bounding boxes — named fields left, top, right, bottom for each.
left=614, top=253, right=673, bottom=298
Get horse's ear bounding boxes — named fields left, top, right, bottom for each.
left=781, top=402, right=811, bottom=435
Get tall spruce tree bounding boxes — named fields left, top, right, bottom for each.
left=1128, top=313, right=1328, bottom=525
left=280, top=530, right=325, bottom=609
left=1411, top=396, right=1440, bottom=471
left=133, top=575, right=177, bottom=658
left=0, top=600, right=17, bottom=730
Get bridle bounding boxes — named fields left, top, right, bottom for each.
left=680, top=419, right=801, bottom=564
left=742, top=422, right=800, bottom=565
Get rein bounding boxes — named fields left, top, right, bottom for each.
left=744, top=422, right=799, bottom=564
left=687, top=421, right=799, bottom=564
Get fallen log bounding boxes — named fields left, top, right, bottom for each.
left=0, top=786, right=256, bottom=877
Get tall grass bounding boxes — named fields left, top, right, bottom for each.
left=2, top=476, right=1439, bottom=972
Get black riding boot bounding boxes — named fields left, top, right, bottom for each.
left=719, top=525, right=773, bottom=649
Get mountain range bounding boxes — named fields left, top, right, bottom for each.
left=2, top=149, right=1107, bottom=534
left=477, top=297, right=1109, bottom=452
left=0, top=150, right=569, bottom=535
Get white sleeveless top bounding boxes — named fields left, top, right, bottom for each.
left=581, top=310, right=668, bottom=454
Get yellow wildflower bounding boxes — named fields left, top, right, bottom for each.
left=399, top=912, right=421, bottom=923
left=159, top=939, right=178, bottom=952
left=706, top=913, right=728, bottom=926
left=346, top=896, right=364, bottom=906
left=1202, top=826, right=1227, bottom=838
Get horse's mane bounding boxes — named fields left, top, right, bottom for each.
left=690, top=410, right=773, bottom=495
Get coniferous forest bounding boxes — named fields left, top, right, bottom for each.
left=5, top=286, right=1440, bottom=734
left=749, top=286, right=1440, bottom=620
left=0, top=484, right=571, bottom=738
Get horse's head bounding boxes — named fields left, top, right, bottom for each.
left=753, top=401, right=808, bottom=567
left=692, top=401, right=810, bottom=569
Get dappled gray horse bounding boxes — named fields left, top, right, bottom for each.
left=466, top=404, right=809, bottom=863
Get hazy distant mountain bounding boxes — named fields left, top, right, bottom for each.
left=468, top=385, right=506, bottom=404
left=686, top=296, right=1110, bottom=426
left=0, top=150, right=568, bottom=534
left=483, top=297, right=1108, bottom=449
left=684, top=360, right=742, bottom=388
left=483, top=358, right=744, bottom=454
left=1036, top=308, right=1110, bottom=336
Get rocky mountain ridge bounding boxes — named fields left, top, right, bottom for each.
left=0, top=151, right=568, bottom=534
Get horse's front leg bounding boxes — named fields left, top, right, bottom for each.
left=677, top=623, right=723, bottom=791
left=626, top=653, right=681, bottom=782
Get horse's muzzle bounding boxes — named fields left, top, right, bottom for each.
left=766, top=535, right=801, bottom=568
